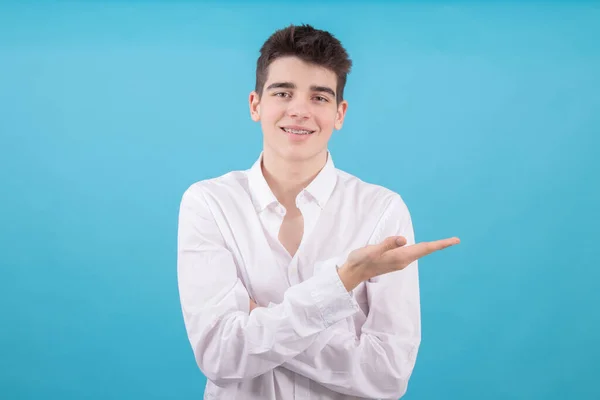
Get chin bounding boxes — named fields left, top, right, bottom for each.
left=278, top=148, right=308, bottom=160
left=281, top=146, right=325, bottom=162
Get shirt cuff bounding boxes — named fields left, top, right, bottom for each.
left=311, top=257, right=360, bottom=328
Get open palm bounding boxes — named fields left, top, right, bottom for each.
left=346, top=235, right=460, bottom=281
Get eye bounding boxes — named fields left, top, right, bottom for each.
left=274, top=92, right=291, bottom=98
left=313, top=96, right=329, bottom=102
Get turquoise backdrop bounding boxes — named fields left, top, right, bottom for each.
left=1, top=2, right=598, bottom=399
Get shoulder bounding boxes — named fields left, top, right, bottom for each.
left=334, top=167, right=415, bottom=247
left=335, top=167, right=409, bottom=216
left=179, top=169, right=250, bottom=209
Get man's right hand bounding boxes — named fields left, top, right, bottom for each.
left=337, top=235, right=460, bottom=291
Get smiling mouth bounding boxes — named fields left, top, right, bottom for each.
left=280, top=127, right=315, bottom=135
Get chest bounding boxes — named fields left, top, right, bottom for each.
left=278, top=212, right=304, bottom=258
left=213, top=188, right=381, bottom=308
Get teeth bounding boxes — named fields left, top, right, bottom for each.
left=283, top=128, right=313, bottom=135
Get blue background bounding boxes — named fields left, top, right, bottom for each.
left=1, top=2, right=599, bottom=399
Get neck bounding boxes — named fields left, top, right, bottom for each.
left=261, top=148, right=328, bottom=211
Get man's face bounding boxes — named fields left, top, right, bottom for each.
left=249, top=56, right=348, bottom=162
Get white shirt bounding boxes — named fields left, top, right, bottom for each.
left=177, top=151, right=421, bottom=400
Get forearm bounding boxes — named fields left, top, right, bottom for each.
left=181, top=261, right=359, bottom=386
left=281, top=319, right=419, bottom=399
left=178, top=187, right=361, bottom=386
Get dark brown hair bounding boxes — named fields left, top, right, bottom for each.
left=255, top=24, right=352, bottom=104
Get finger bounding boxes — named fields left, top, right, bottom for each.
left=397, top=237, right=460, bottom=262
left=426, top=237, right=460, bottom=252
left=377, top=236, right=407, bottom=254
left=395, top=236, right=408, bottom=247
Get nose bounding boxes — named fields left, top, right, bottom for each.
left=287, top=97, right=311, bottom=120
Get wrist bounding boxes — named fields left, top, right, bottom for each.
left=337, top=262, right=365, bottom=292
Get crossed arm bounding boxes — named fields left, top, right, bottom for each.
left=177, top=187, right=421, bottom=399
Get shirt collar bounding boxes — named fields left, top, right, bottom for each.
left=247, top=152, right=278, bottom=212
left=247, top=151, right=338, bottom=212
left=303, top=152, right=337, bottom=209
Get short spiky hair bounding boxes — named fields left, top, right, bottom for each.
left=255, top=24, right=352, bottom=104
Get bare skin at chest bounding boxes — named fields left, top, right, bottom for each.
left=278, top=207, right=304, bottom=258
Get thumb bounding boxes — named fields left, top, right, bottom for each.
left=376, top=235, right=407, bottom=255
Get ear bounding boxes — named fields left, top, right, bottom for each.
left=249, top=91, right=261, bottom=122
left=334, top=100, right=348, bottom=130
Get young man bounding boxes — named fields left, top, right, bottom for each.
left=177, top=24, right=459, bottom=399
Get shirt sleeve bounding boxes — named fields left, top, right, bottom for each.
left=176, top=185, right=360, bottom=387
left=280, top=194, right=421, bottom=399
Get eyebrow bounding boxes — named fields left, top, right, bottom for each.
left=266, top=82, right=336, bottom=98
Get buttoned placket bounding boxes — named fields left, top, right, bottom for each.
left=258, top=191, right=325, bottom=399
left=293, top=190, right=320, bottom=400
